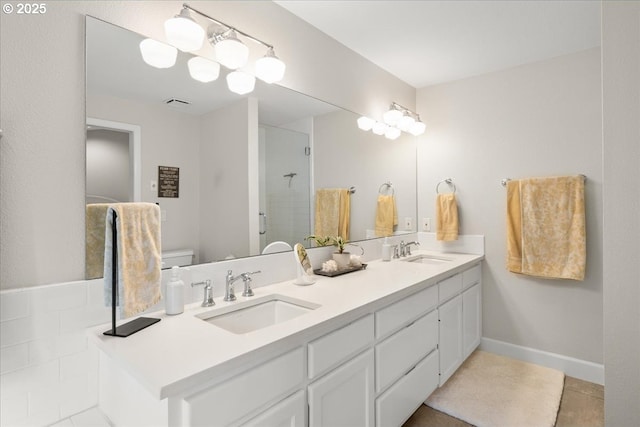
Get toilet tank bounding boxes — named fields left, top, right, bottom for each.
left=162, top=249, right=194, bottom=268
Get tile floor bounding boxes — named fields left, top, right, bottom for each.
left=403, top=376, right=604, bottom=427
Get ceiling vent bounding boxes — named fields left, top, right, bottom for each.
left=164, top=98, right=191, bottom=111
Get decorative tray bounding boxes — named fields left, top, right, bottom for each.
left=313, top=264, right=367, bottom=277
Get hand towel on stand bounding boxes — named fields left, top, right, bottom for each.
left=104, top=203, right=162, bottom=317
left=86, top=203, right=111, bottom=279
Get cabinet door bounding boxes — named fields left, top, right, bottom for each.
left=463, top=283, right=482, bottom=360
left=240, top=391, right=305, bottom=427
left=438, top=295, right=463, bottom=386
left=308, top=349, right=374, bottom=427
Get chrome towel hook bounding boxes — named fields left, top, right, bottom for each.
left=436, top=178, right=456, bottom=194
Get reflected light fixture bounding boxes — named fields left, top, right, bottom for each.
left=226, top=70, right=256, bottom=95
left=187, top=56, right=220, bottom=82
left=212, top=29, right=249, bottom=70
left=139, top=38, right=178, bottom=69
left=256, top=47, right=286, bottom=83
left=357, top=116, right=375, bottom=131
left=358, top=102, right=426, bottom=138
left=164, top=7, right=205, bottom=52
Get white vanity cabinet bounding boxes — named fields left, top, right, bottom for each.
left=307, top=315, right=375, bottom=427
left=240, top=390, right=306, bottom=427
left=438, top=294, right=463, bottom=386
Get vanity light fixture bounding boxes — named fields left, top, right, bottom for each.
left=255, top=47, right=286, bottom=84
left=211, top=29, right=249, bottom=70
left=226, top=70, right=256, bottom=95
left=164, top=7, right=205, bottom=52
left=187, top=56, right=220, bottom=82
left=358, top=102, right=426, bottom=138
left=139, top=38, right=178, bottom=69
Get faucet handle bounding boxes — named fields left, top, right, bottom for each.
left=240, top=271, right=261, bottom=297
left=191, top=279, right=215, bottom=307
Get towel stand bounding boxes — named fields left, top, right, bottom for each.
left=501, top=174, right=587, bottom=187
left=436, top=178, right=456, bottom=194
left=103, top=209, right=160, bottom=338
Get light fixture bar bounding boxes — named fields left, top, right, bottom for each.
left=182, top=3, right=273, bottom=50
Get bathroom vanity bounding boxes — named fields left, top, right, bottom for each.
left=90, top=251, right=482, bottom=426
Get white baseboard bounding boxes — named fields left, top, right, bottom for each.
left=480, top=337, right=604, bottom=385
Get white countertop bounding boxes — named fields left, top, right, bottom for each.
left=89, top=251, right=483, bottom=400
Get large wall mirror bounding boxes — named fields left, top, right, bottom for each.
left=85, top=16, right=417, bottom=278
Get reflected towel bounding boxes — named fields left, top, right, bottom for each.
left=104, top=203, right=162, bottom=317
left=436, top=193, right=459, bottom=241
left=315, top=189, right=350, bottom=240
left=86, top=203, right=111, bottom=279
left=375, top=195, right=398, bottom=237
left=518, top=176, right=586, bottom=280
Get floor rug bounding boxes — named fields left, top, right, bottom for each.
left=425, top=351, right=565, bottom=427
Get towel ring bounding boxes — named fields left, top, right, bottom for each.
left=378, top=182, right=394, bottom=196
left=436, top=178, right=456, bottom=194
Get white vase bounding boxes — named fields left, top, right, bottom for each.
left=332, top=252, right=351, bottom=269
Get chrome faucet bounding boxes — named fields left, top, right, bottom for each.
left=399, top=241, right=420, bottom=257
left=240, top=271, right=261, bottom=297
left=191, top=279, right=214, bottom=307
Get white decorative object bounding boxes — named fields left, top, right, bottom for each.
left=293, top=243, right=316, bottom=285
left=332, top=252, right=351, bottom=269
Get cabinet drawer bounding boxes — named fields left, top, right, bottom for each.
left=240, top=390, right=305, bottom=427
left=184, top=347, right=304, bottom=426
left=376, top=310, right=438, bottom=393
left=376, top=285, right=438, bottom=339
left=463, top=264, right=481, bottom=289
left=439, top=273, right=463, bottom=303
left=375, top=350, right=439, bottom=427
left=308, top=314, right=374, bottom=379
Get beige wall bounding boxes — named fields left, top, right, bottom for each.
left=0, top=1, right=414, bottom=289
left=417, top=48, right=603, bottom=364
left=602, top=1, right=640, bottom=424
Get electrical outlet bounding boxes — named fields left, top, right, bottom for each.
left=422, top=217, right=431, bottom=232
left=150, top=180, right=158, bottom=192
left=404, top=217, right=413, bottom=231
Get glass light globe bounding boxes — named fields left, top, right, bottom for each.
left=357, top=116, right=375, bottom=131
left=385, top=127, right=401, bottom=140
left=226, top=70, right=256, bottom=95
left=164, top=9, right=204, bottom=52
left=409, top=120, right=426, bottom=136
left=397, top=113, right=416, bottom=132
left=383, top=108, right=402, bottom=126
left=256, top=48, right=286, bottom=83
left=139, top=38, right=178, bottom=69
left=372, top=122, right=388, bottom=135
left=187, top=57, right=220, bottom=82
left=215, top=30, right=249, bottom=70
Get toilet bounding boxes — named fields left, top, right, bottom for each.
left=162, top=249, right=194, bottom=268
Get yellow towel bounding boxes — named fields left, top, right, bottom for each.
left=86, top=203, right=111, bottom=279
left=517, top=176, right=586, bottom=280
left=314, top=189, right=351, bottom=241
left=104, top=203, right=162, bottom=317
left=506, top=181, right=523, bottom=273
left=436, top=193, right=459, bottom=241
left=375, top=195, right=398, bottom=237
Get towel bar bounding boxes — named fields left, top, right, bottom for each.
left=436, top=178, right=456, bottom=194
left=378, top=182, right=393, bottom=195
left=501, top=175, right=586, bottom=187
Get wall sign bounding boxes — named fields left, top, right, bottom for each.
left=158, top=166, right=179, bottom=198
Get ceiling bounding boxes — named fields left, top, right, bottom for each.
left=275, top=0, right=601, bottom=88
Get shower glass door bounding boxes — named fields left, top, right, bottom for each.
left=258, top=124, right=312, bottom=253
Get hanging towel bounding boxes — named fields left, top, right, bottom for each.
left=314, top=188, right=351, bottom=240
left=507, top=176, right=586, bottom=281
left=436, top=193, right=459, bottom=241
left=86, top=203, right=111, bottom=279
left=505, top=181, right=523, bottom=273
left=375, top=195, right=398, bottom=237
left=104, top=203, right=162, bottom=318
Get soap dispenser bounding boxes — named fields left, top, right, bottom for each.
left=382, top=237, right=392, bottom=262
left=166, top=266, right=185, bottom=315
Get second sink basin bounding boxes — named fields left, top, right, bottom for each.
left=197, top=294, right=320, bottom=334
left=405, top=254, right=454, bottom=265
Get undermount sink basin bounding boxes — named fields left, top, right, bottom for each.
left=404, top=254, right=454, bottom=265
left=196, top=294, right=320, bottom=334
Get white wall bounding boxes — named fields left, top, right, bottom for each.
left=87, top=93, right=201, bottom=261
left=313, top=109, right=418, bottom=241
left=416, top=48, right=603, bottom=364
left=0, top=0, right=414, bottom=290
left=602, top=2, right=640, bottom=424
